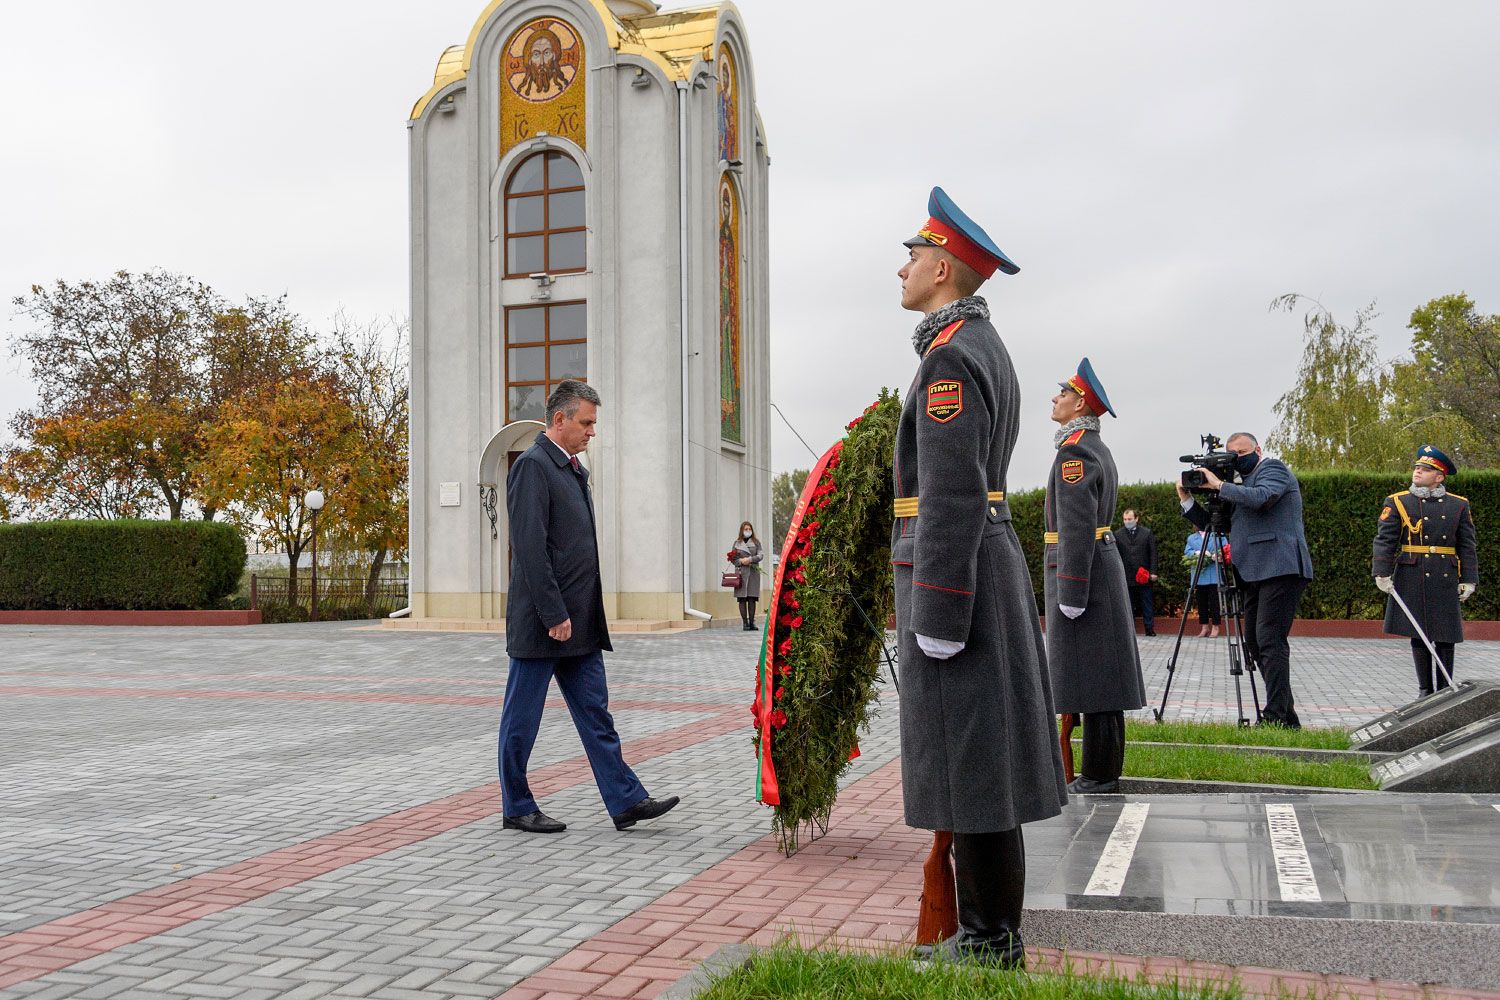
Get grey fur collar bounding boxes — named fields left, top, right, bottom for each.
left=912, top=297, right=989, bottom=356
left=1053, top=415, right=1101, bottom=448
left=1410, top=483, right=1447, bottom=499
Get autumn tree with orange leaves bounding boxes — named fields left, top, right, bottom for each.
left=198, top=375, right=364, bottom=606
left=5, top=270, right=314, bottom=520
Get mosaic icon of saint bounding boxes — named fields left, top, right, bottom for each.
left=719, top=179, right=742, bottom=439
left=716, top=47, right=738, bottom=163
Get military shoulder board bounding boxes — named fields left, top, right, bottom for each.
left=924, top=320, right=965, bottom=355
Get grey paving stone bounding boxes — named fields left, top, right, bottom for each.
left=3, top=623, right=1497, bottom=998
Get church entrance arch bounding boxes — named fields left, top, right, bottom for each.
left=478, top=419, right=545, bottom=617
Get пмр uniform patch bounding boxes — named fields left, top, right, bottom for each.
left=1061, top=459, right=1084, bottom=484
left=926, top=380, right=963, bottom=423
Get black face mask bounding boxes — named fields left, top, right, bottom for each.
left=1233, top=451, right=1259, bottom=476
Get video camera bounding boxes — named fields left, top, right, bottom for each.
left=1179, top=434, right=1237, bottom=494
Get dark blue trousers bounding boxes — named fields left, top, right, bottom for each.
left=498, top=649, right=646, bottom=818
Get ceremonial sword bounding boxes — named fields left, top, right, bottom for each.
left=1386, top=585, right=1455, bottom=689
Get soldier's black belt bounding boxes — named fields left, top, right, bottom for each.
left=893, top=492, right=1004, bottom=518
left=1043, top=527, right=1112, bottom=544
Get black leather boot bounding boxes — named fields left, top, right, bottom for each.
left=1069, top=711, right=1125, bottom=794
left=916, top=828, right=1025, bottom=969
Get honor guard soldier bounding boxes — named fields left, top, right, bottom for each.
left=893, top=187, right=1067, bottom=968
left=1044, top=359, right=1146, bottom=794
left=1373, top=445, right=1478, bottom=697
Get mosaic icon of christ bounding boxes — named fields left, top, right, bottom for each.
left=519, top=28, right=569, bottom=99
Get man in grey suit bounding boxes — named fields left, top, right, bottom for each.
left=499, top=380, right=679, bottom=833
left=1177, top=432, right=1314, bottom=727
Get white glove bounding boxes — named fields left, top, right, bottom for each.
left=1059, top=605, right=1086, bottom=620
left=1374, top=576, right=1395, bottom=595
left=916, top=633, right=965, bottom=660
left=1460, top=583, right=1476, bottom=602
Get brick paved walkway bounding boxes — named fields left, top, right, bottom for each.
left=1, top=623, right=1498, bottom=998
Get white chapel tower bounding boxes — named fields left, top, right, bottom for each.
left=405, top=0, right=770, bottom=625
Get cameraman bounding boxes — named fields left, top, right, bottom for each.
left=1175, top=432, right=1314, bottom=728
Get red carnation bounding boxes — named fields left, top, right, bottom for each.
left=778, top=637, right=793, bottom=656
left=774, top=686, right=785, bottom=700
left=777, top=662, right=792, bottom=676
left=770, top=709, right=788, bottom=729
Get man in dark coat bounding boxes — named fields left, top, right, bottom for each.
left=1373, top=445, right=1478, bottom=697
left=499, top=379, right=679, bottom=834
left=894, top=187, right=1067, bottom=969
left=1044, top=359, right=1146, bottom=794
left=1178, top=432, right=1314, bottom=727
left=1116, top=508, right=1158, bottom=635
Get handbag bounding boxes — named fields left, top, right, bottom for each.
left=721, top=562, right=742, bottom=589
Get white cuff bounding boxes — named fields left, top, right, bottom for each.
left=1059, top=604, right=1086, bottom=620
left=1180, top=499, right=1195, bottom=512
left=916, top=633, right=965, bottom=660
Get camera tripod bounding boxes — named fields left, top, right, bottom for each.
left=1154, top=502, right=1263, bottom=726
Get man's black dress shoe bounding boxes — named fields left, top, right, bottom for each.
left=502, top=810, right=566, bottom=834
left=914, top=930, right=1025, bottom=970
left=611, top=794, right=680, bottom=830
left=1067, top=775, right=1121, bottom=795
left=1144, top=629, right=1157, bottom=637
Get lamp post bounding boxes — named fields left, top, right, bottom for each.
left=306, top=489, right=325, bottom=622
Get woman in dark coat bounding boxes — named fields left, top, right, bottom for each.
left=729, top=521, right=763, bottom=630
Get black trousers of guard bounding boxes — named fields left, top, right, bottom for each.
left=1239, top=573, right=1309, bottom=728
left=1411, top=638, right=1455, bottom=697
left=1080, top=711, right=1126, bottom=783
left=952, top=827, right=1025, bottom=954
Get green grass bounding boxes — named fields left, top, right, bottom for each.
left=697, top=942, right=1257, bottom=999
left=1099, top=743, right=1376, bottom=790
left=1126, top=719, right=1352, bottom=750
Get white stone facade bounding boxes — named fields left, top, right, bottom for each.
left=407, top=0, right=770, bottom=622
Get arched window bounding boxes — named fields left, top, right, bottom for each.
left=504, top=301, right=586, bottom=423
left=504, top=150, right=585, bottom=277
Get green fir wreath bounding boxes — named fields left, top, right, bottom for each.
left=753, top=390, right=900, bottom=854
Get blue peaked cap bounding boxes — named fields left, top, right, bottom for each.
left=1415, top=445, right=1457, bottom=476
left=1060, top=357, right=1116, bottom=418
left=903, top=186, right=1020, bottom=277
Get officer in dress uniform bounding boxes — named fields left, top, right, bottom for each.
left=893, top=187, right=1067, bottom=968
left=1044, top=359, right=1147, bottom=794
left=1373, top=445, right=1478, bottom=697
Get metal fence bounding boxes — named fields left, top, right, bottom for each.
left=250, top=575, right=408, bottom=621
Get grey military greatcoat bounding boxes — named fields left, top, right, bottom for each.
left=1042, top=427, right=1147, bottom=715
left=891, top=312, right=1068, bottom=834
left=1372, top=489, right=1478, bottom=644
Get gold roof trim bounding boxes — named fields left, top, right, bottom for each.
left=411, top=0, right=739, bottom=120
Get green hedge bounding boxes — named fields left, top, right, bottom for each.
left=0, top=520, right=246, bottom=611
left=1011, top=470, right=1500, bottom=620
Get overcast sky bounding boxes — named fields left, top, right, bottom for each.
left=4, top=2, right=1499, bottom=493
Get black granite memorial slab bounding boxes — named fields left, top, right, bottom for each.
left=1371, top=712, right=1500, bottom=792
left=1349, top=680, right=1500, bottom=752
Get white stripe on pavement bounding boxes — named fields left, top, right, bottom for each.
left=1084, top=803, right=1149, bottom=896
left=1265, top=803, right=1320, bottom=902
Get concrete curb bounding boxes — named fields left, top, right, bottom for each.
left=1027, top=908, right=1500, bottom=991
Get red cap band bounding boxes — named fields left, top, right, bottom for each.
left=918, top=217, right=999, bottom=279
left=1066, top=374, right=1107, bottom=417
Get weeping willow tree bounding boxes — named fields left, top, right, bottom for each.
left=1267, top=294, right=1413, bottom=472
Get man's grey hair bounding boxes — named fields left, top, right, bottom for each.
left=1226, top=431, right=1259, bottom=449
left=545, top=379, right=601, bottom=425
